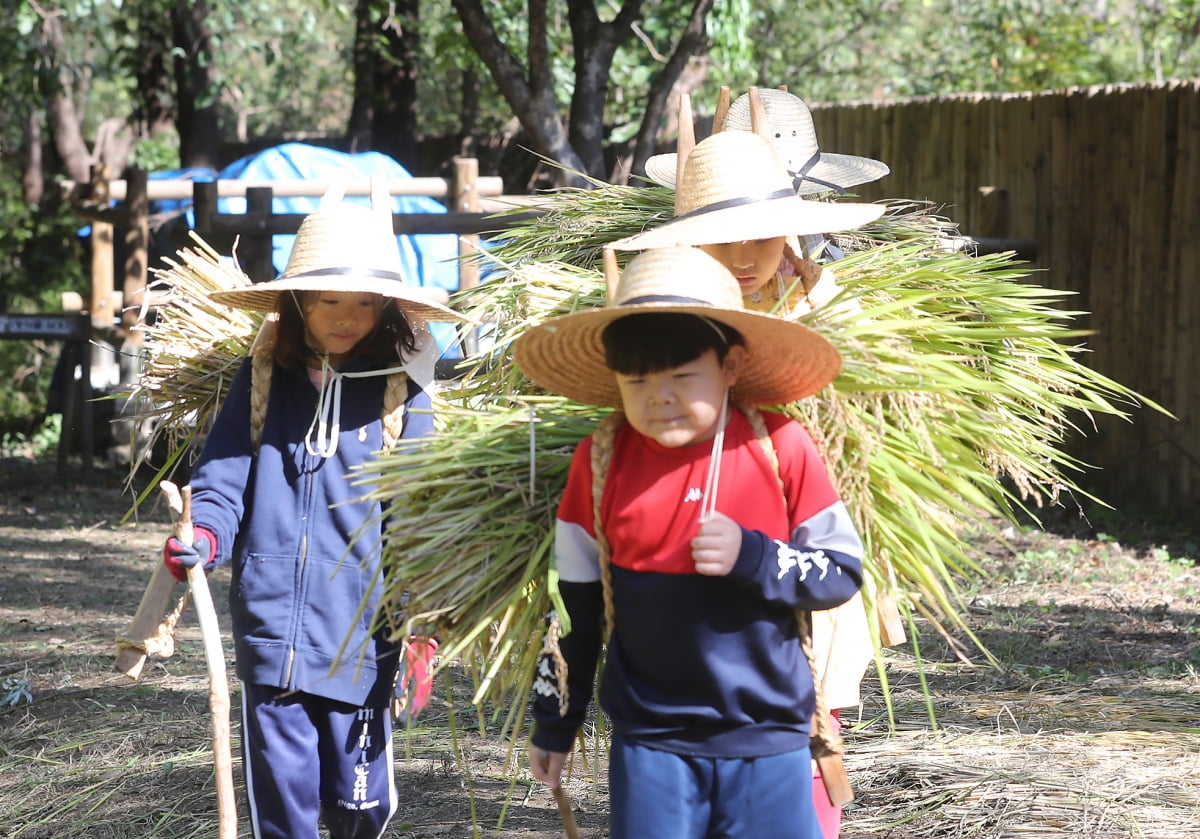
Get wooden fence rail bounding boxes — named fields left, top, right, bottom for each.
left=813, top=81, right=1200, bottom=512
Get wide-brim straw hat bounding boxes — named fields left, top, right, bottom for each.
left=723, top=88, right=890, bottom=194
left=645, top=88, right=890, bottom=196
left=612, top=132, right=883, bottom=251
left=209, top=183, right=472, bottom=324
left=513, top=246, right=840, bottom=408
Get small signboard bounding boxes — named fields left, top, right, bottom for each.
left=0, top=313, right=90, bottom=341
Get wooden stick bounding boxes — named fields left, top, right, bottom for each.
left=712, top=85, right=731, bottom=134
left=748, top=87, right=769, bottom=136
left=552, top=786, right=581, bottom=839
left=537, top=750, right=581, bottom=839
left=603, top=248, right=621, bottom=303
left=816, top=751, right=855, bottom=808
left=675, top=93, right=696, bottom=213
left=161, top=481, right=237, bottom=839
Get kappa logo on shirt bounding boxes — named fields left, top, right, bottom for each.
left=772, top=539, right=833, bottom=581
left=683, top=487, right=704, bottom=503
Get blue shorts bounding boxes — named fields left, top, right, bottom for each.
left=609, top=735, right=823, bottom=839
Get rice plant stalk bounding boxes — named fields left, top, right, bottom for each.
left=361, top=190, right=1160, bottom=741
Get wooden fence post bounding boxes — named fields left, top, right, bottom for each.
left=89, top=163, right=116, bottom=332
left=243, top=187, right=277, bottom=282
left=120, top=167, right=149, bottom=347
left=454, top=156, right=481, bottom=357
left=193, top=181, right=218, bottom=243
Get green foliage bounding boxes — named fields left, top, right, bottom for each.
left=0, top=184, right=86, bottom=311
left=417, top=1, right=510, bottom=137
left=688, top=0, right=1200, bottom=109
left=0, top=162, right=86, bottom=431
left=1, top=414, right=62, bottom=459
left=210, top=0, right=355, bottom=140
left=129, top=128, right=181, bottom=171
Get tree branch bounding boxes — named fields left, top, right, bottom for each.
left=451, top=0, right=588, bottom=184
left=630, top=0, right=715, bottom=183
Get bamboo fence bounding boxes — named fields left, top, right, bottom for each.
left=812, top=81, right=1200, bottom=512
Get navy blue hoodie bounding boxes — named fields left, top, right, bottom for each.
left=188, top=356, right=432, bottom=706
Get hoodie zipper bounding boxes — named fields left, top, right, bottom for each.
left=283, top=454, right=315, bottom=687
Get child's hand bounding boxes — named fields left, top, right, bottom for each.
left=692, top=512, right=743, bottom=576
left=529, top=745, right=567, bottom=788
left=162, top=527, right=218, bottom=583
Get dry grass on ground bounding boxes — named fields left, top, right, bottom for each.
left=2, top=458, right=1198, bottom=837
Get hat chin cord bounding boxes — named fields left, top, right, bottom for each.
left=698, top=390, right=730, bottom=523
left=790, top=150, right=845, bottom=195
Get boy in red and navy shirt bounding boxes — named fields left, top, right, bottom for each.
left=514, top=246, right=863, bottom=839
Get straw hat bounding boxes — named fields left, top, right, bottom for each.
left=210, top=182, right=471, bottom=323
left=611, top=132, right=883, bottom=251
left=513, top=246, right=840, bottom=408
left=723, top=88, right=890, bottom=194
left=645, top=88, right=890, bottom=196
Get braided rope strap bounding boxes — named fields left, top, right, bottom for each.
left=590, top=411, right=625, bottom=644
left=248, top=327, right=275, bottom=452
left=380, top=371, right=409, bottom=450
left=737, top=403, right=852, bottom=805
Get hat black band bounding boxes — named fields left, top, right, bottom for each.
left=620, top=294, right=712, bottom=307
left=672, top=189, right=797, bottom=224
left=279, top=267, right=409, bottom=283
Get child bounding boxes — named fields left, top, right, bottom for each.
left=161, top=187, right=468, bottom=839
left=615, top=128, right=883, bottom=318
left=514, top=246, right=864, bottom=839
left=635, top=87, right=890, bottom=318
left=645, top=87, right=889, bottom=198
left=615, top=122, right=887, bottom=839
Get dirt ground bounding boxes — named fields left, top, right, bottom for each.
left=2, top=456, right=1199, bottom=838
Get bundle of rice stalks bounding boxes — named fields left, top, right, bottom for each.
left=121, top=233, right=262, bottom=511
left=362, top=186, right=1157, bottom=734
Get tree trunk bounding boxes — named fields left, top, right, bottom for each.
left=629, top=0, right=715, bottom=184
left=372, top=0, right=421, bottom=171
left=451, top=0, right=589, bottom=187
left=172, top=0, right=221, bottom=169
left=346, top=0, right=420, bottom=170
left=23, top=110, right=45, bottom=207
left=564, top=0, right=643, bottom=179
left=346, top=0, right=378, bottom=152
left=46, top=87, right=93, bottom=184
left=36, top=14, right=92, bottom=184
left=452, top=0, right=714, bottom=188
left=134, top=1, right=177, bottom=138
left=459, top=67, right=480, bottom=156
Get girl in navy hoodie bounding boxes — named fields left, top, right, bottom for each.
left=162, top=186, right=467, bottom=839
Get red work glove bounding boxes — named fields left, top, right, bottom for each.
left=162, top=526, right=218, bottom=583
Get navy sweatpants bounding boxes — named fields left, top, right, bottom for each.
left=608, top=734, right=823, bottom=839
left=241, top=682, right=397, bottom=839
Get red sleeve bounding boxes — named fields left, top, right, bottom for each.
left=556, top=434, right=597, bottom=538
left=762, top=412, right=842, bottom=528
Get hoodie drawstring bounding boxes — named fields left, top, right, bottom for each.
left=305, top=355, right=410, bottom=458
